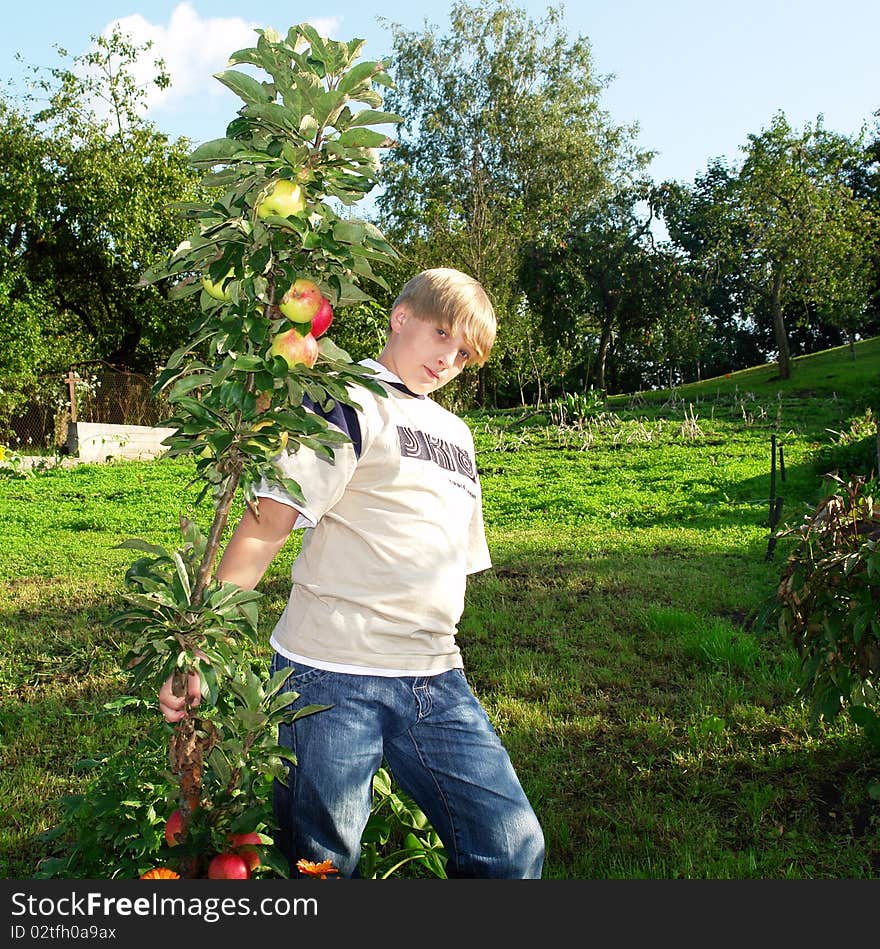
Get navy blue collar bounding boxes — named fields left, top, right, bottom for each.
left=361, top=359, right=426, bottom=399
left=384, top=380, right=425, bottom=399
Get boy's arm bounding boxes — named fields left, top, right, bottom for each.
left=215, top=496, right=300, bottom=589
left=158, top=497, right=299, bottom=721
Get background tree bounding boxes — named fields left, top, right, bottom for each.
left=845, top=115, right=880, bottom=343
left=662, top=113, right=877, bottom=380
left=0, top=27, right=203, bottom=384
left=519, top=188, right=672, bottom=395
left=627, top=245, right=708, bottom=391
left=376, top=0, right=650, bottom=405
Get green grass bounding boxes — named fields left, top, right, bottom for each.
left=1, top=337, right=879, bottom=879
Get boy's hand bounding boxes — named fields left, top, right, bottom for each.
left=158, top=670, right=202, bottom=723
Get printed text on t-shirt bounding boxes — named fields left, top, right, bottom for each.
left=396, top=426, right=477, bottom=482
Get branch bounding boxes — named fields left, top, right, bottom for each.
left=192, top=457, right=245, bottom=606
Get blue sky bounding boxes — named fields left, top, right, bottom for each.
left=2, top=1, right=878, bottom=187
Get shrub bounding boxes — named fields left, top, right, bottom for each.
left=770, top=474, right=880, bottom=746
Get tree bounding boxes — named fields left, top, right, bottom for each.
left=844, top=116, right=880, bottom=344
left=115, top=23, right=401, bottom=878
left=662, top=113, right=877, bottom=380
left=376, top=0, right=650, bottom=404
left=0, top=27, right=203, bottom=378
left=632, top=246, right=709, bottom=390
left=519, top=188, right=674, bottom=394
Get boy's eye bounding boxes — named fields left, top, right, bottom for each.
left=436, top=326, right=469, bottom=360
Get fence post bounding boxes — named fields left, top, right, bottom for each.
left=765, top=496, right=784, bottom=561
left=66, top=370, right=79, bottom=424
left=765, top=433, right=783, bottom=561
left=768, top=433, right=777, bottom=524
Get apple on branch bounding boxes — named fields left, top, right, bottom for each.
left=164, top=808, right=184, bottom=846
left=208, top=852, right=250, bottom=880
left=279, top=278, right=322, bottom=323
left=228, top=832, right=263, bottom=872
left=311, top=295, right=334, bottom=338
left=256, top=179, right=306, bottom=219
left=270, top=327, right=319, bottom=369
left=201, top=269, right=234, bottom=302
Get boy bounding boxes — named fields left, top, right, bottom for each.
left=160, top=268, right=544, bottom=878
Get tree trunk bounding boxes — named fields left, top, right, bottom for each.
left=170, top=462, right=243, bottom=877
left=771, top=269, right=791, bottom=380
left=595, top=317, right=613, bottom=393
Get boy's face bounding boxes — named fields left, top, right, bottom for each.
left=378, top=306, right=473, bottom=396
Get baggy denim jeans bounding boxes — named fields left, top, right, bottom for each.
left=270, top=652, right=545, bottom=879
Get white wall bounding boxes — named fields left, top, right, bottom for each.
left=67, top=422, right=176, bottom=463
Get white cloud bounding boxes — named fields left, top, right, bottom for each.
left=99, top=3, right=341, bottom=122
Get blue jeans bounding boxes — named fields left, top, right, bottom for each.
left=270, top=652, right=545, bottom=879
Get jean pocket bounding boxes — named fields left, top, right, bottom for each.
left=271, top=653, right=331, bottom=689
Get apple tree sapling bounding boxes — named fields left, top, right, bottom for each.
left=115, top=22, right=401, bottom=878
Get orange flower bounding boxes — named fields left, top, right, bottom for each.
left=140, top=867, right=180, bottom=879
left=296, top=858, right=339, bottom=879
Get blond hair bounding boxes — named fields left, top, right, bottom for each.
left=392, top=268, right=496, bottom=366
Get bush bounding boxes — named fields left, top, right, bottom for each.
left=770, top=474, right=880, bottom=746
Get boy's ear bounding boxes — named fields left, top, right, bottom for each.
left=389, top=304, right=409, bottom=332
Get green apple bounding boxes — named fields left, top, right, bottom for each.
left=279, top=278, right=322, bottom=323
left=256, top=179, right=306, bottom=219
left=201, top=269, right=234, bottom=302
left=270, top=327, right=319, bottom=368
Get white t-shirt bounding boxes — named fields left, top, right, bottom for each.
left=255, top=359, right=492, bottom=676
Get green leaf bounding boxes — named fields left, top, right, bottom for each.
left=167, top=278, right=202, bottom=301
left=114, top=539, right=171, bottom=559
left=241, top=102, right=300, bottom=134
left=332, top=220, right=367, bottom=244
left=189, top=138, right=246, bottom=165
left=361, top=817, right=391, bottom=845
left=171, top=551, right=192, bottom=603
left=168, top=373, right=213, bottom=400
left=314, top=90, right=347, bottom=127
left=346, top=109, right=403, bottom=128
left=213, top=69, right=274, bottom=106
left=337, top=60, right=383, bottom=96
left=172, top=396, right=226, bottom=424
left=232, top=354, right=266, bottom=372
left=337, top=128, right=393, bottom=149
left=226, top=46, right=261, bottom=68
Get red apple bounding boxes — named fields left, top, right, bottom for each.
left=270, top=327, right=319, bottom=369
left=279, top=278, right=322, bottom=323
left=208, top=852, right=250, bottom=880
left=164, top=809, right=184, bottom=847
left=310, top=296, right=334, bottom=338
left=228, top=832, right=263, bottom=872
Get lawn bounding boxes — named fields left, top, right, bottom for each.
left=1, top=337, right=878, bottom=878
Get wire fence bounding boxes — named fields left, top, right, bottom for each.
left=1, top=364, right=170, bottom=452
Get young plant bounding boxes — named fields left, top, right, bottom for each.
left=359, top=768, right=447, bottom=879
left=113, top=23, right=401, bottom=876
left=770, top=473, right=880, bottom=745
